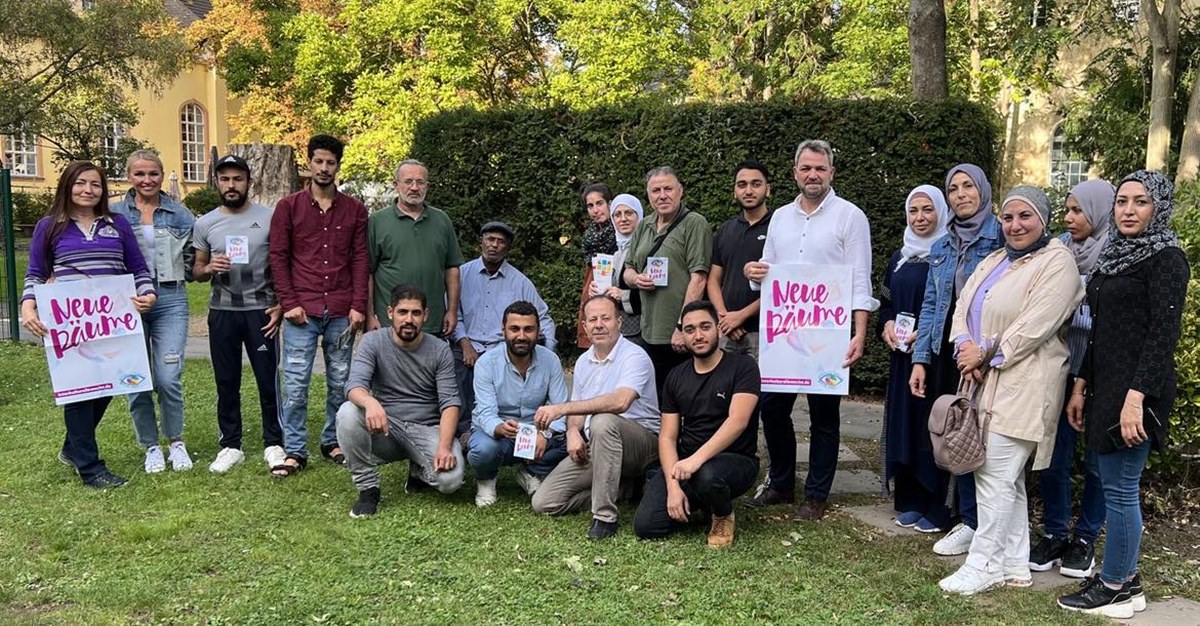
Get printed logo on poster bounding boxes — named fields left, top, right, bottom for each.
left=758, top=264, right=852, bottom=395
left=34, top=274, right=154, bottom=405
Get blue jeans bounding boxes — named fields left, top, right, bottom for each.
left=130, top=283, right=189, bottom=447
left=958, top=474, right=977, bottom=529
left=1039, top=409, right=1106, bottom=542
left=467, top=429, right=568, bottom=480
left=1097, top=441, right=1150, bottom=585
left=280, top=315, right=351, bottom=458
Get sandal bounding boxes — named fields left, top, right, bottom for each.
left=321, top=443, right=347, bottom=466
left=271, top=454, right=307, bottom=478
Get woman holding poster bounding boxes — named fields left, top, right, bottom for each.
left=593, top=193, right=644, bottom=339
left=110, top=150, right=197, bottom=473
left=879, top=185, right=952, bottom=534
left=908, top=163, right=1003, bottom=557
left=20, top=161, right=157, bottom=489
left=936, top=186, right=1083, bottom=595
left=575, top=183, right=617, bottom=348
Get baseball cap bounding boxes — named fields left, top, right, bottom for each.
left=215, top=154, right=251, bottom=175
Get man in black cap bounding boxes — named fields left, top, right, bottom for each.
left=453, top=221, right=557, bottom=435
left=192, top=154, right=286, bottom=474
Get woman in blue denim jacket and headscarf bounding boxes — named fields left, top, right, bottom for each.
left=109, top=150, right=196, bottom=474
left=907, top=163, right=1003, bottom=557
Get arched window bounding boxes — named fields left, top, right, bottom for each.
left=180, top=103, right=207, bottom=183
left=1049, top=124, right=1088, bottom=189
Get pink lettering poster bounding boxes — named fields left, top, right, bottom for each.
left=34, top=275, right=153, bottom=405
left=758, top=264, right=851, bottom=395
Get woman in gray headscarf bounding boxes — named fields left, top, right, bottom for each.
left=1028, top=179, right=1115, bottom=578
left=936, top=185, right=1084, bottom=596
left=1058, top=170, right=1189, bottom=618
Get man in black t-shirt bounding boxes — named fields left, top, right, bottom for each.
left=633, top=300, right=761, bottom=548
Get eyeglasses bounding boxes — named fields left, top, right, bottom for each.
left=397, top=179, right=429, bottom=188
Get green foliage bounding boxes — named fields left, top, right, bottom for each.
left=411, top=99, right=999, bottom=392
left=182, top=187, right=221, bottom=217
left=1166, top=181, right=1200, bottom=480
left=9, top=190, right=54, bottom=225
left=0, top=0, right=187, bottom=136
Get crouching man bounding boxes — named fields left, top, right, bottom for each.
left=337, top=284, right=464, bottom=518
left=468, top=301, right=569, bottom=506
left=633, top=300, right=761, bottom=547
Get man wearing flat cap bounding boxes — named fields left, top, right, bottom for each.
left=454, top=221, right=557, bottom=435
left=367, top=159, right=464, bottom=340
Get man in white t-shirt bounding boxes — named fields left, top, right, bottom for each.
left=744, top=139, right=878, bottom=521
left=531, top=295, right=660, bottom=540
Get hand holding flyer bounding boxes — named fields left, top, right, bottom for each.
left=646, top=256, right=669, bottom=287
left=893, top=313, right=916, bottom=353
left=514, top=423, right=538, bottom=460
left=226, top=235, right=250, bottom=264
left=592, top=254, right=615, bottom=291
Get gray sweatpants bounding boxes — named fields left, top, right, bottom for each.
left=335, top=401, right=465, bottom=493
left=530, top=413, right=658, bottom=523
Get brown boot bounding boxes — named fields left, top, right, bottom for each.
left=707, top=512, right=736, bottom=548
left=792, top=498, right=828, bottom=521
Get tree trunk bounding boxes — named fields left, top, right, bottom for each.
left=969, top=0, right=981, bottom=99
left=228, top=143, right=301, bottom=208
left=909, top=0, right=948, bottom=100
left=1176, top=69, right=1200, bottom=185
left=1142, top=0, right=1180, bottom=173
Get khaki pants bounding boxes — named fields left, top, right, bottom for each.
left=531, top=413, right=658, bottom=523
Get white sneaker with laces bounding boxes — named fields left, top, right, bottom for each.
left=475, top=478, right=498, bottom=507
left=933, top=523, right=976, bottom=556
left=1004, top=560, right=1033, bottom=588
left=939, top=563, right=1004, bottom=595
left=514, top=468, right=543, bottom=495
left=144, top=445, right=166, bottom=474
left=263, top=445, right=287, bottom=468
left=168, top=441, right=193, bottom=471
left=209, top=447, right=245, bottom=473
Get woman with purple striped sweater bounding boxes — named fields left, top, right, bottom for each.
left=20, top=161, right=157, bottom=489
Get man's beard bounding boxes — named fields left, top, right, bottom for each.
left=394, top=323, right=420, bottom=342
left=688, top=339, right=719, bottom=359
left=221, top=190, right=248, bottom=208
left=507, top=338, right=533, bottom=357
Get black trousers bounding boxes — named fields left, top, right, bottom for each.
left=639, top=341, right=690, bottom=397
left=760, top=393, right=842, bottom=500
left=63, top=396, right=113, bottom=480
left=634, top=453, right=760, bottom=539
left=208, top=309, right=283, bottom=450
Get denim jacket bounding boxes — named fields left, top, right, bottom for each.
left=110, top=190, right=196, bottom=283
left=912, top=214, right=1002, bottom=364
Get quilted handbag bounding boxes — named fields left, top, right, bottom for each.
left=928, top=379, right=993, bottom=475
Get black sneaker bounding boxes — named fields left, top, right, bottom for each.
left=1059, top=536, right=1095, bottom=578
left=1129, top=573, right=1147, bottom=613
left=587, top=518, right=618, bottom=540
left=350, top=487, right=380, bottom=518
left=405, top=469, right=431, bottom=493
left=1057, top=575, right=1136, bottom=619
left=1028, top=533, right=1068, bottom=572
left=743, top=484, right=796, bottom=508
left=57, top=450, right=74, bottom=468
left=83, top=471, right=128, bottom=489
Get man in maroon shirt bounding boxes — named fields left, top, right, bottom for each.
left=268, top=135, right=369, bottom=477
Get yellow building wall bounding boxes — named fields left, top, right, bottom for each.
left=8, top=61, right=240, bottom=201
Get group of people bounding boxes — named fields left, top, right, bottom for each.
left=19, top=134, right=1187, bottom=619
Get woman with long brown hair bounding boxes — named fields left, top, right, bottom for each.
left=20, top=161, right=157, bottom=489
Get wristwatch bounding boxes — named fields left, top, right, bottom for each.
left=540, top=429, right=554, bottom=440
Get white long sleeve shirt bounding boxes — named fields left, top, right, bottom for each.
left=760, top=188, right=879, bottom=312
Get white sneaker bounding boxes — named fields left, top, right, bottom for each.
left=168, top=441, right=193, bottom=471
left=514, top=468, right=543, bottom=495
left=144, top=445, right=166, bottom=474
left=263, top=445, right=287, bottom=468
left=933, top=523, right=976, bottom=556
left=208, top=447, right=245, bottom=473
left=475, top=478, right=498, bottom=507
left=1004, top=560, right=1033, bottom=588
left=939, top=563, right=1004, bottom=595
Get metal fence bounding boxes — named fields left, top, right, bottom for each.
left=1, top=167, right=21, bottom=341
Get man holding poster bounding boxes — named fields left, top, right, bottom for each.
left=745, top=139, right=878, bottom=521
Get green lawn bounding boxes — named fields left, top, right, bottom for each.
left=0, top=341, right=1191, bottom=624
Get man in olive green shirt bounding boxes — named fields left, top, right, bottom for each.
left=621, top=166, right=712, bottom=393
left=367, top=159, right=464, bottom=337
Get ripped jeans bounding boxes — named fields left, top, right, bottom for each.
left=279, top=313, right=352, bottom=459
left=130, top=283, right=189, bottom=447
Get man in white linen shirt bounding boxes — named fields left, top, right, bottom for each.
left=744, top=139, right=878, bottom=521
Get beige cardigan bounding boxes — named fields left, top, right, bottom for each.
left=949, top=240, right=1084, bottom=470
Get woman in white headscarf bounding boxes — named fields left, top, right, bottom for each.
left=1027, top=179, right=1115, bottom=578
left=879, top=185, right=952, bottom=533
left=591, top=193, right=644, bottom=338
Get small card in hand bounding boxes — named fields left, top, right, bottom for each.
left=514, top=423, right=538, bottom=460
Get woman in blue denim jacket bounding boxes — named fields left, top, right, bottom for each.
left=907, top=163, right=1002, bottom=557
left=109, top=150, right=197, bottom=474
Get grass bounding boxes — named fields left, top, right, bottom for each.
left=0, top=341, right=1194, bottom=625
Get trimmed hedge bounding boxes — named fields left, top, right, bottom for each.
left=411, top=99, right=999, bottom=393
